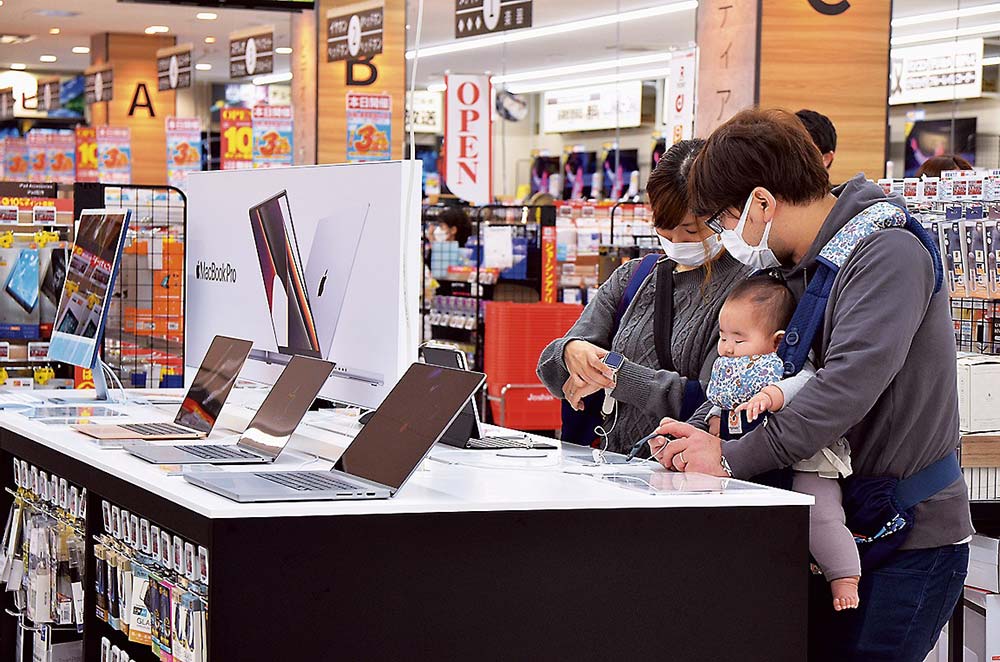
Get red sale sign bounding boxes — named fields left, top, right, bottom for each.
left=444, top=74, right=492, bottom=206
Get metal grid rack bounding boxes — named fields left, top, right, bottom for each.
left=422, top=204, right=554, bottom=373
left=953, top=298, right=1000, bottom=355
left=73, top=183, right=186, bottom=388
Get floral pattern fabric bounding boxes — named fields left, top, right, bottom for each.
left=818, top=201, right=907, bottom=269
left=706, top=352, right=786, bottom=411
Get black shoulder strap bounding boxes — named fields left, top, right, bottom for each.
left=653, top=259, right=676, bottom=373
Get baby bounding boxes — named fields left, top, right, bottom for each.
left=706, top=277, right=860, bottom=611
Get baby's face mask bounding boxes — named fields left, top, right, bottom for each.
left=707, top=353, right=786, bottom=411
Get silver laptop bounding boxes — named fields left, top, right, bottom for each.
left=127, top=355, right=334, bottom=465
left=74, top=335, right=253, bottom=441
left=183, top=363, right=485, bottom=502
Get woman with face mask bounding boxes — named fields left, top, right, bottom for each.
left=535, top=140, right=751, bottom=454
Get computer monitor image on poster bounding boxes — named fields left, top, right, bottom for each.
left=904, top=118, right=977, bottom=177
left=563, top=152, right=597, bottom=200
left=185, top=161, right=421, bottom=411
left=601, top=149, right=639, bottom=200
left=48, top=208, right=131, bottom=401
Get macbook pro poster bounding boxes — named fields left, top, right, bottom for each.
left=184, top=161, right=422, bottom=410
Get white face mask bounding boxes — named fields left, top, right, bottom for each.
left=657, top=233, right=724, bottom=267
left=720, top=194, right=781, bottom=270
left=431, top=227, right=449, bottom=242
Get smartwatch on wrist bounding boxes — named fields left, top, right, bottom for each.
left=601, top=352, right=626, bottom=416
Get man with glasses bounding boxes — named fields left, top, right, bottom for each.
left=651, top=108, right=971, bottom=662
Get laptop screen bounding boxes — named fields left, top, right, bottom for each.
left=175, top=336, right=254, bottom=434
left=420, top=345, right=480, bottom=447
left=237, top=355, right=334, bottom=458
left=336, top=363, right=485, bottom=490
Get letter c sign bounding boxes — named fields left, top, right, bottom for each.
left=808, top=0, right=850, bottom=15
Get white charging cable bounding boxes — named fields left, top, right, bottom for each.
left=591, top=399, right=618, bottom=465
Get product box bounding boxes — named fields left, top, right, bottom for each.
left=953, top=178, right=970, bottom=200
left=987, top=221, right=1000, bottom=298
left=970, top=536, right=1000, bottom=594
left=966, top=222, right=991, bottom=298
left=961, top=587, right=1000, bottom=662
left=921, top=177, right=940, bottom=201
left=877, top=178, right=893, bottom=195
left=958, top=355, right=1000, bottom=432
left=902, top=178, right=920, bottom=201
left=940, top=221, right=970, bottom=297
left=0, top=247, right=40, bottom=339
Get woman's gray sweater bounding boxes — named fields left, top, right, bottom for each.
left=536, top=253, right=749, bottom=453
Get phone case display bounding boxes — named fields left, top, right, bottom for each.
left=96, top=497, right=207, bottom=662
left=0, top=246, right=41, bottom=338
left=75, top=184, right=186, bottom=390
left=1, top=457, right=87, bottom=661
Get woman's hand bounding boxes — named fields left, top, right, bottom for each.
left=562, top=340, right=615, bottom=390
left=562, top=374, right=604, bottom=411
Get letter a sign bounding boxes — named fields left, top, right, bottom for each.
left=445, top=74, right=492, bottom=205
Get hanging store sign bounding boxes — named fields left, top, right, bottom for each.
left=251, top=105, right=293, bottom=168
left=346, top=92, right=391, bottom=162
left=157, top=44, right=194, bottom=92
left=165, top=117, right=202, bottom=189
left=0, top=88, right=15, bottom=120
left=96, top=126, right=132, bottom=184
left=405, top=91, right=443, bottom=134
left=84, top=69, right=114, bottom=105
left=3, top=138, right=26, bottom=179
left=665, top=48, right=696, bottom=144
left=220, top=107, right=254, bottom=170
left=230, top=27, right=274, bottom=79
left=46, top=134, right=75, bottom=185
left=542, top=81, right=642, bottom=133
left=75, top=127, right=99, bottom=183
left=444, top=74, right=492, bottom=206
left=889, top=38, right=983, bottom=106
left=694, top=0, right=758, bottom=137
left=455, top=0, right=532, bottom=39
left=37, top=79, right=61, bottom=113
left=26, top=133, right=48, bottom=183
left=327, top=1, right=384, bottom=62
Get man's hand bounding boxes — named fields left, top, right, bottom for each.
left=563, top=340, right=615, bottom=390
left=648, top=418, right=726, bottom=476
left=562, top=374, right=604, bottom=411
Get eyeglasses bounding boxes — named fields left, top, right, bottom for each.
left=705, top=207, right=729, bottom=234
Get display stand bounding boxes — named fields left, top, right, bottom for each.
left=72, top=183, right=187, bottom=390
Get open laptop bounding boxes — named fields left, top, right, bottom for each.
left=420, top=344, right=557, bottom=450
left=73, top=335, right=254, bottom=440
left=126, top=355, right=334, bottom=465
left=183, top=362, right=485, bottom=502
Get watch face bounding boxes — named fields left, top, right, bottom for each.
left=603, top=352, right=625, bottom=370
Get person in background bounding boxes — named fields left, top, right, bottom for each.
left=651, top=108, right=971, bottom=662
left=536, top=140, right=749, bottom=454
left=916, top=154, right=973, bottom=179
left=797, top=109, right=837, bottom=171
left=426, top=205, right=473, bottom=247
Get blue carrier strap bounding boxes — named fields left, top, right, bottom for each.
left=776, top=209, right=943, bottom=378
left=614, top=253, right=660, bottom=323
left=895, top=452, right=962, bottom=512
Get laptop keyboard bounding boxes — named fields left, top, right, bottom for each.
left=174, top=445, right=260, bottom=460
left=121, top=422, right=193, bottom=436
left=468, top=436, right=558, bottom=450
left=254, top=472, right=359, bottom=492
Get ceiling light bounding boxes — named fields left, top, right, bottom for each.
left=72, top=46, right=89, bottom=54
left=9, top=63, right=26, bottom=70
left=891, top=22, right=1000, bottom=46
left=252, top=71, right=292, bottom=85
left=0, top=35, right=36, bottom=45
left=48, top=27, right=60, bottom=35
left=39, top=55, right=57, bottom=63
left=195, top=63, right=212, bottom=71
left=893, top=3, right=1000, bottom=28
left=204, top=36, right=216, bottom=44
left=506, top=66, right=671, bottom=95
left=405, top=0, right=698, bottom=60
left=196, top=12, right=218, bottom=20
left=427, top=82, right=446, bottom=92
left=984, top=56, right=1000, bottom=66
left=144, top=25, right=169, bottom=35
left=493, top=52, right=672, bottom=85
left=32, top=9, right=77, bottom=17
left=275, top=47, right=292, bottom=54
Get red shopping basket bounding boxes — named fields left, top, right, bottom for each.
left=484, top=301, right=583, bottom=430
